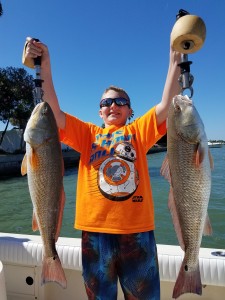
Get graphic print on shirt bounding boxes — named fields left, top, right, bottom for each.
left=97, top=142, right=139, bottom=201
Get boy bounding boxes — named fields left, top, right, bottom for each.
left=24, top=37, right=180, bottom=299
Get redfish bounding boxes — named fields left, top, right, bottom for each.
left=21, top=102, right=66, bottom=288
left=161, top=95, right=213, bottom=299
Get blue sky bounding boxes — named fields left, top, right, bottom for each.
left=0, top=0, right=224, bottom=140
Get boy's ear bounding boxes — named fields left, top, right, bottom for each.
left=99, top=109, right=103, bottom=119
left=129, top=108, right=133, bottom=118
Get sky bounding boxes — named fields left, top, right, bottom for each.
left=0, top=0, right=224, bottom=140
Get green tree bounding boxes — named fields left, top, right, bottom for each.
left=0, top=67, right=35, bottom=150
left=0, top=1, right=3, bottom=16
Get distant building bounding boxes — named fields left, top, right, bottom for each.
left=0, top=129, right=71, bottom=153
left=0, top=129, right=24, bottom=153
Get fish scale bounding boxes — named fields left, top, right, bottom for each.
left=169, top=135, right=210, bottom=252
left=161, top=95, right=212, bottom=299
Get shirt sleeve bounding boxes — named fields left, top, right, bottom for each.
left=58, top=113, right=91, bottom=153
left=131, top=106, right=167, bottom=152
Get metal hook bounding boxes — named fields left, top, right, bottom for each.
left=178, top=54, right=194, bottom=98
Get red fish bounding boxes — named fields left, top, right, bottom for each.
left=21, top=102, right=67, bottom=288
left=161, top=95, right=213, bottom=298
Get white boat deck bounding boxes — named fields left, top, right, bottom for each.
left=0, top=232, right=225, bottom=300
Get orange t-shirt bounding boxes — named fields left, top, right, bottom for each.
left=59, top=106, right=166, bottom=234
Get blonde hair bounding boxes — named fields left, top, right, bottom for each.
left=102, top=85, right=131, bottom=103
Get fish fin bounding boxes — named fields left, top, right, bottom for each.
left=168, top=187, right=185, bottom=251
left=41, top=255, right=67, bottom=289
left=29, top=148, right=39, bottom=170
left=55, top=186, right=66, bottom=242
left=195, top=142, right=206, bottom=167
left=203, top=213, right=213, bottom=236
left=61, top=155, right=65, bottom=176
left=55, top=156, right=66, bottom=242
left=160, top=155, right=171, bottom=184
left=161, top=155, right=185, bottom=250
left=208, top=149, right=214, bottom=170
left=173, top=261, right=202, bottom=299
left=32, top=210, right=39, bottom=232
left=21, top=154, right=27, bottom=176
left=195, top=150, right=200, bottom=167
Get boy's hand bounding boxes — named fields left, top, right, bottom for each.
left=22, top=37, right=48, bottom=69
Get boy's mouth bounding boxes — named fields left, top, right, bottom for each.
left=109, top=112, right=120, bottom=117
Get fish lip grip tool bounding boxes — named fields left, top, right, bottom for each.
left=22, top=38, right=44, bottom=105
left=171, top=9, right=206, bottom=98
left=32, top=39, right=44, bottom=105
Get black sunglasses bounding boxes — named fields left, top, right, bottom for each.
left=100, top=97, right=130, bottom=108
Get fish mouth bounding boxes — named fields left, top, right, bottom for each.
left=31, top=102, right=43, bottom=115
left=172, top=95, right=193, bottom=110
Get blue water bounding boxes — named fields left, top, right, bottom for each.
left=0, top=147, right=224, bottom=249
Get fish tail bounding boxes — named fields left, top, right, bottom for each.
left=173, top=261, right=202, bottom=299
left=41, top=255, right=67, bottom=289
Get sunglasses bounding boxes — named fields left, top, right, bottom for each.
left=100, top=97, right=130, bottom=108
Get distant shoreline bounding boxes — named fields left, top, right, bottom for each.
left=0, top=150, right=80, bottom=178
left=0, top=146, right=167, bottom=178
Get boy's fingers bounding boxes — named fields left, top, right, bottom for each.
left=22, top=38, right=35, bottom=69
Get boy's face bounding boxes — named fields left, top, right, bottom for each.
left=99, top=90, right=132, bottom=128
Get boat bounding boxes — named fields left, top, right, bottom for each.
left=0, top=232, right=225, bottom=300
left=147, top=144, right=167, bottom=154
left=208, top=142, right=223, bottom=148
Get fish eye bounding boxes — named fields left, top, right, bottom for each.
left=175, top=104, right=181, bottom=112
left=42, top=107, right=48, bottom=115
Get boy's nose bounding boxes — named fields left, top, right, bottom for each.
left=110, top=101, right=117, bottom=108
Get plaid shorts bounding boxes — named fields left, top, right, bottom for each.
left=82, top=231, right=160, bottom=300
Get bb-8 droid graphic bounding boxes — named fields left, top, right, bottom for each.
left=98, top=142, right=139, bottom=201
